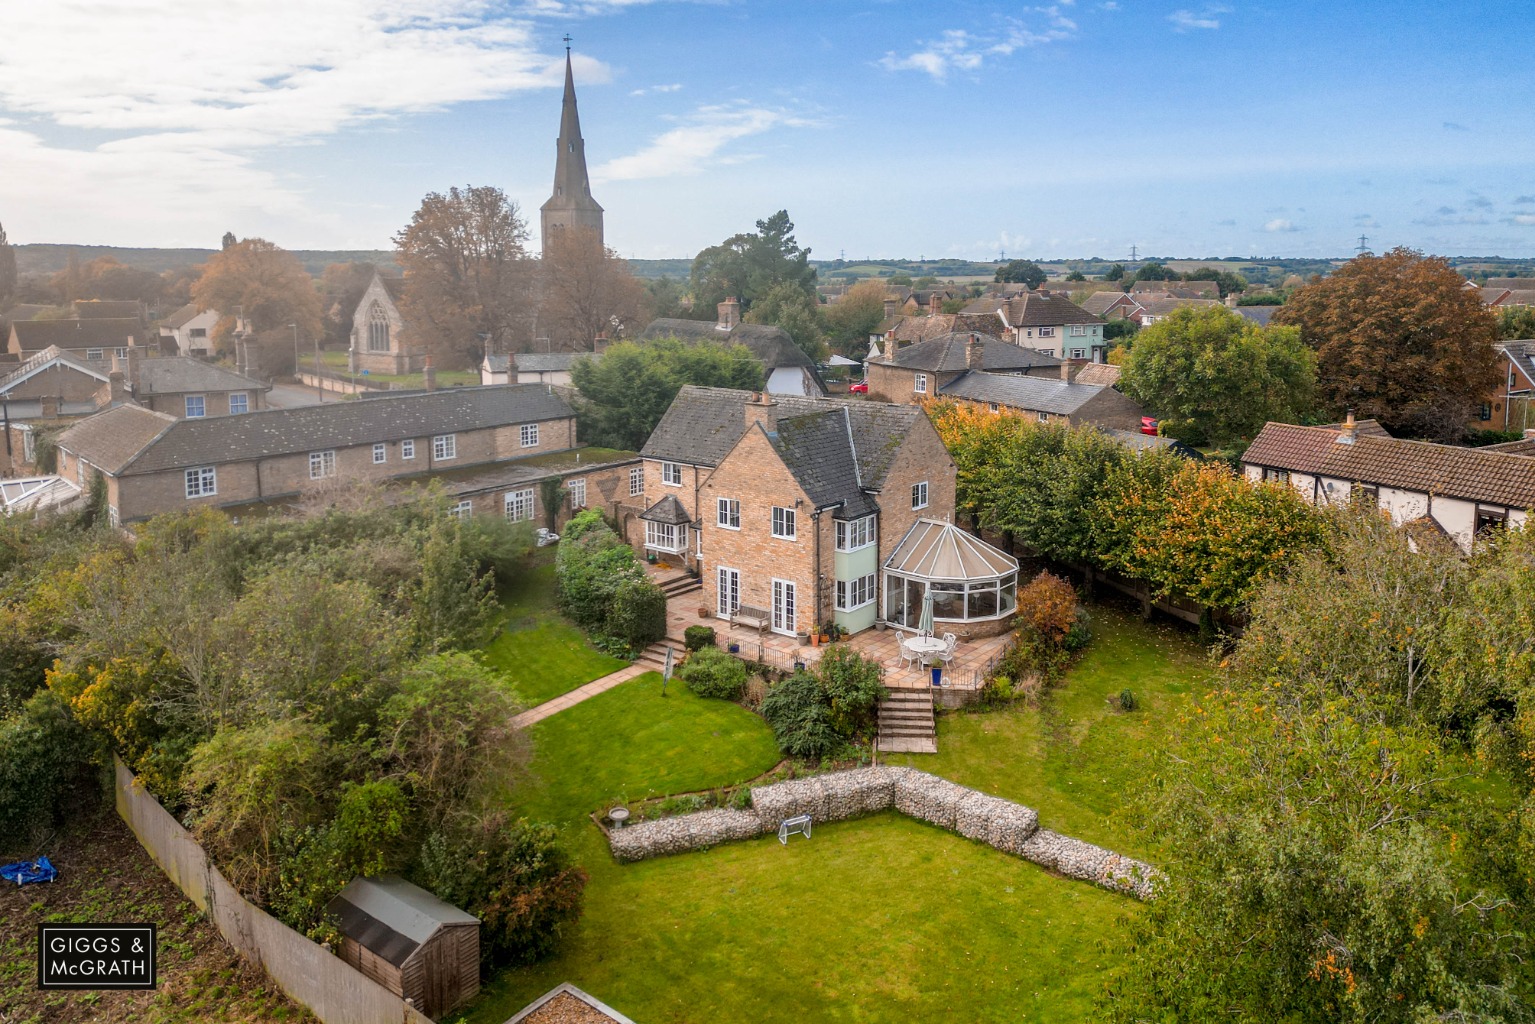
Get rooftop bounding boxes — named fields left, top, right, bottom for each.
left=885, top=333, right=1060, bottom=373
left=134, top=357, right=270, bottom=396
left=325, top=875, right=477, bottom=969
left=940, top=371, right=1111, bottom=415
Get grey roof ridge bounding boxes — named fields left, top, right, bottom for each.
left=843, top=406, right=863, bottom=490
left=109, top=407, right=183, bottom=474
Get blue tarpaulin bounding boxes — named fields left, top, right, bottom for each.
left=1, top=856, right=56, bottom=885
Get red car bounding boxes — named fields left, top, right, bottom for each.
left=849, top=380, right=869, bottom=394
left=1140, top=416, right=1159, bottom=436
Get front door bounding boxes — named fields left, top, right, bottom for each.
left=771, top=578, right=796, bottom=635
left=717, top=567, right=740, bottom=617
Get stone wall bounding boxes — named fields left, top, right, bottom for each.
left=606, top=766, right=1157, bottom=900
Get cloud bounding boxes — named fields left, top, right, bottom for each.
left=879, top=12, right=1076, bottom=81
left=592, top=102, right=818, bottom=182
left=1264, top=219, right=1301, bottom=233
left=1466, top=194, right=1493, bottom=209
left=1442, top=121, right=1471, bottom=132
left=0, top=1, right=598, bottom=240
left=1168, top=5, right=1228, bottom=31
left=1353, top=213, right=1380, bottom=228
left=1415, top=211, right=1490, bottom=226
left=1515, top=195, right=1535, bottom=205
left=1434, top=205, right=1458, bottom=216
left=1216, top=218, right=1236, bottom=226
left=629, top=83, right=682, bottom=96
left=1506, top=214, right=1535, bottom=227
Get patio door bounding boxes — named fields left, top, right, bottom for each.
left=771, top=578, right=796, bottom=635
left=717, top=567, right=740, bottom=618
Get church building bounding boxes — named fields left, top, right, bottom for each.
left=540, top=47, right=605, bottom=256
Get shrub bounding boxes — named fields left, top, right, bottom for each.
left=0, top=690, right=101, bottom=849
left=415, top=811, right=587, bottom=969
left=555, top=510, right=646, bottom=636
left=679, top=647, right=747, bottom=701
left=1118, top=688, right=1138, bottom=712
left=759, top=671, right=841, bottom=760
left=815, top=645, right=885, bottom=736
left=274, top=780, right=410, bottom=938
left=609, top=578, right=667, bottom=651
left=683, top=625, right=717, bottom=652
left=1016, top=572, right=1079, bottom=644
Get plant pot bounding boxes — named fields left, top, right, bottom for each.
left=698, top=606, right=711, bottom=619
left=728, top=643, right=740, bottom=654
left=809, top=634, right=820, bottom=647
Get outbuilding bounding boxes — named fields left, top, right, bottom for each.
left=325, top=875, right=480, bottom=1019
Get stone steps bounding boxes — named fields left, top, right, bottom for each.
left=654, top=570, right=702, bottom=598
left=877, top=687, right=936, bottom=754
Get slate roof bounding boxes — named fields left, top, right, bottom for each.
left=642, top=386, right=925, bottom=503
left=1001, top=292, right=1104, bottom=328
left=1099, top=428, right=1202, bottom=458
left=1244, top=422, right=1535, bottom=508
left=160, top=303, right=208, bottom=330
left=886, top=333, right=1060, bottom=373
left=483, top=354, right=511, bottom=374
left=939, top=370, right=1112, bottom=415
left=74, top=300, right=144, bottom=320
left=1072, top=362, right=1122, bottom=388
left=1129, top=280, right=1220, bottom=298
left=1138, top=297, right=1222, bottom=318
left=640, top=494, right=692, bottom=525
left=1234, top=305, right=1280, bottom=326
left=134, top=358, right=269, bottom=396
left=56, top=405, right=179, bottom=474
left=11, top=318, right=144, bottom=352
left=325, top=875, right=476, bottom=970
left=516, top=351, right=598, bottom=373
left=0, top=346, right=108, bottom=393
left=771, top=408, right=879, bottom=518
left=62, top=384, right=572, bottom=476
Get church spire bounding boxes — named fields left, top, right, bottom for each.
left=540, top=43, right=604, bottom=258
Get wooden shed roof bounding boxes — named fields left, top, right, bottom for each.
left=326, top=875, right=477, bottom=968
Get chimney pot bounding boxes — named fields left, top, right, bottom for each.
left=744, top=391, right=777, bottom=432
left=1338, top=409, right=1357, bottom=444
left=966, top=333, right=984, bottom=371
left=717, top=297, right=741, bottom=330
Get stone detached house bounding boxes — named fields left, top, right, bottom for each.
left=621, top=385, right=1014, bottom=640
left=865, top=332, right=1062, bottom=401
left=639, top=300, right=826, bottom=397
left=132, top=357, right=270, bottom=417
left=348, top=271, right=417, bottom=376
left=8, top=317, right=145, bottom=362
left=54, top=384, right=586, bottom=525
left=158, top=303, right=221, bottom=356
left=1242, top=415, right=1535, bottom=553
left=941, top=371, right=1147, bottom=430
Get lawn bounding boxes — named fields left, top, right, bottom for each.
left=463, top=605, right=1209, bottom=1024
left=315, top=349, right=478, bottom=389
left=481, top=551, right=628, bottom=708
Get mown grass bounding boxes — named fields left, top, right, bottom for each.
left=315, top=349, right=478, bottom=388
left=463, top=605, right=1209, bottom=1024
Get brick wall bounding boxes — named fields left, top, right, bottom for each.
left=872, top=414, right=958, bottom=566
left=1068, top=389, right=1145, bottom=432
left=143, top=390, right=268, bottom=417
left=451, top=459, right=640, bottom=532
left=2, top=364, right=104, bottom=403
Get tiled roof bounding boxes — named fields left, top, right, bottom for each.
left=886, top=333, right=1060, bottom=373
left=74, top=299, right=145, bottom=320
left=1081, top=291, right=1135, bottom=316
left=1496, top=289, right=1535, bottom=307
left=57, top=405, right=179, bottom=474
left=887, top=313, right=1005, bottom=344
left=0, top=346, right=108, bottom=393
left=1072, top=362, right=1122, bottom=387
left=1487, top=277, right=1535, bottom=290
left=771, top=408, right=878, bottom=519
left=160, top=303, right=208, bottom=330
left=1244, top=422, right=1535, bottom=508
left=1001, top=292, right=1104, bottom=328
left=134, top=358, right=269, bottom=396
left=1139, top=297, right=1222, bottom=317
left=11, top=318, right=144, bottom=351
left=1498, top=340, right=1535, bottom=388
left=1482, top=437, right=1535, bottom=457
left=516, top=351, right=599, bottom=373
left=1233, top=305, right=1280, bottom=326
left=939, top=370, right=1112, bottom=415
left=1129, top=280, right=1220, bottom=298
left=959, top=296, right=1005, bottom=315
left=640, top=494, right=693, bottom=525
left=67, top=384, right=572, bottom=476
left=1099, top=428, right=1201, bottom=457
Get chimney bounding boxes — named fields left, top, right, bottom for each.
left=1338, top=409, right=1357, bottom=445
left=884, top=298, right=897, bottom=319
left=928, top=293, right=942, bottom=316
left=593, top=335, right=610, bottom=355
left=743, top=391, right=778, bottom=433
left=126, top=344, right=140, bottom=388
left=1524, top=428, right=1535, bottom=440
left=717, top=297, right=741, bottom=330
left=966, top=333, right=984, bottom=371
left=41, top=395, right=59, bottom=420
left=1060, top=357, right=1073, bottom=382
left=1225, top=293, right=1238, bottom=308
left=423, top=355, right=437, bottom=392
left=108, top=368, right=129, bottom=406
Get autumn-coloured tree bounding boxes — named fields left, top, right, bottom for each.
left=394, top=185, right=533, bottom=369
left=0, top=221, right=16, bottom=307
left=822, top=279, right=889, bottom=356
left=317, top=261, right=381, bottom=347
left=48, top=255, right=164, bottom=305
left=538, top=226, right=646, bottom=351
left=1274, top=248, right=1498, bottom=441
left=1119, top=304, right=1315, bottom=448
left=190, top=238, right=322, bottom=349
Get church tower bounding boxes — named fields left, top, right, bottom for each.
left=540, top=45, right=604, bottom=257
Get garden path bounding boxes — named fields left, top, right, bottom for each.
left=511, top=664, right=651, bottom=728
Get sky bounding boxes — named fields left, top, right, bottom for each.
left=2, top=1, right=1534, bottom=262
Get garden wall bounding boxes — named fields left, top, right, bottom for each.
left=607, top=766, right=1157, bottom=900
left=114, top=758, right=433, bottom=1024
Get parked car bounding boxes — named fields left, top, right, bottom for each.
left=1140, top=416, right=1159, bottom=436
left=849, top=380, right=869, bottom=394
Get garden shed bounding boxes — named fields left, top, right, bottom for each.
left=325, top=875, right=480, bottom=1019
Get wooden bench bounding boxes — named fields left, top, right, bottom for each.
left=730, top=605, right=771, bottom=634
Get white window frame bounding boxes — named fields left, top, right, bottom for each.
left=569, top=477, right=586, bottom=509
left=373, top=443, right=387, bottom=464
left=911, top=481, right=928, bottom=510
left=835, top=515, right=875, bottom=552
left=662, top=461, right=683, bottom=486
left=309, top=450, right=336, bottom=479
left=717, top=497, right=741, bottom=530
left=433, top=433, right=456, bottom=461
left=835, top=572, right=877, bottom=612
left=1069, top=325, right=1087, bottom=336
left=185, top=466, right=216, bottom=498
left=520, top=423, right=539, bottom=448
left=717, top=566, right=741, bottom=617
left=228, top=393, right=249, bottom=415
left=184, top=395, right=205, bottom=418
left=645, top=521, right=687, bottom=554
left=1039, top=326, right=1056, bottom=337
left=504, top=488, right=535, bottom=522
left=1037, top=412, right=1049, bottom=423
left=401, top=439, right=416, bottom=460
left=629, top=464, right=644, bottom=497
left=914, top=373, right=927, bottom=395
left=451, top=499, right=473, bottom=519
left=988, top=402, right=1000, bottom=414
left=771, top=505, right=797, bottom=541
left=86, top=348, right=103, bottom=360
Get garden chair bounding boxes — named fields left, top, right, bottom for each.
left=935, top=633, right=958, bottom=665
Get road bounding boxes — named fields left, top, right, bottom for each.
left=265, top=383, right=329, bottom=409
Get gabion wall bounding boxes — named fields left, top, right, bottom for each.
left=605, top=767, right=1157, bottom=900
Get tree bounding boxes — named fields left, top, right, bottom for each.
left=690, top=210, right=816, bottom=314
left=1119, top=304, right=1316, bottom=447
left=1130, top=261, right=1174, bottom=283
left=1104, top=263, right=1126, bottom=282
left=644, top=276, right=691, bottom=321
left=539, top=226, right=646, bottom=350
left=822, top=279, right=889, bottom=356
left=1495, top=304, right=1535, bottom=341
left=994, top=260, right=1046, bottom=288
left=317, top=261, right=379, bottom=347
left=570, top=337, right=765, bottom=450
left=190, top=238, right=323, bottom=350
left=1275, top=248, right=1499, bottom=441
left=49, top=255, right=163, bottom=305
left=743, top=280, right=826, bottom=361
left=0, top=221, right=16, bottom=307
left=394, top=185, right=534, bottom=368
left=1065, top=269, right=1087, bottom=282
left=1183, top=266, right=1248, bottom=297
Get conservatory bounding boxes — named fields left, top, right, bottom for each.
left=882, top=519, right=1019, bottom=637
